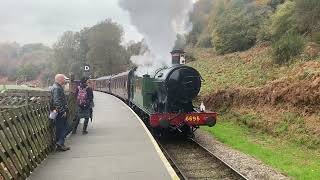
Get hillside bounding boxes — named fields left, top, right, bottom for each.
left=190, top=43, right=320, bottom=144
left=188, top=45, right=320, bottom=179
left=0, top=42, right=53, bottom=86
left=186, top=0, right=320, bottom=63
left=185, top=0, right=320, bottom=151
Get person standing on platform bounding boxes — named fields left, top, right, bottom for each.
left=72, top=77, right=94, bottom=135
left=51, top=74, right=71, bottom=151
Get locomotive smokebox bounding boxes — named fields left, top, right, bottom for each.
left=170, top=49, right=186, bottom=65
left=166, top=66, right=201, bottom=104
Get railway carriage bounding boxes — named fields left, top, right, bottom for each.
left=110, top=71, right=130, bottom=100
left=96, top=76, right=111, bottom=92
left=92, top=49, right=217, bottom=136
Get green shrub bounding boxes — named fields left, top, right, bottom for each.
left=314, top=32, right=320, bottom=44
left=295, top=0, right=320, bottom=34
left=270, top=0, right=297, bottom=40
left=272, top=32, right=305, bottom=64
left=196, top=34, right=213, bottom=48
left=268, top=0, right=285, bottom=9
left=15, top=64, right=42, bottom=81
left=257, top=20, right=272, bottom=42
left=212, top=3, right=258, bottom=54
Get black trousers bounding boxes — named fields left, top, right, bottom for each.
left=72, top=117, right=89, bottom=133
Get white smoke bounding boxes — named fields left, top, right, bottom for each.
left=119, top=0, right=194, bottom=75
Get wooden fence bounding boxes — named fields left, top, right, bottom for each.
left=0, top=90, right=76, bottom=180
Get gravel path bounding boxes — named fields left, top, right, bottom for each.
left=194, top=130, right=291, bottom=180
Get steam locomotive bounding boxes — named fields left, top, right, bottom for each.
left=90, top=49, right=217, bottom=136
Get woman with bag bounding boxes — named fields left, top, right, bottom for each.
left=72, top=77, right=94, bottom=135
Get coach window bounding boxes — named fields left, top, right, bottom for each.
left=122, top=77, right=124, bottom=87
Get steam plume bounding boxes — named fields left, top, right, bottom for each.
left=119, top=0, right=193, bottom=73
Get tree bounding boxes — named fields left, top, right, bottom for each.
left=0, top=42, right=19, bottom=60
left=212, top=0, right=270, bottom=54
left=86, top=19, right=128, bottom=77
left=126, top=40, right=142, bottom=56
left=268, top=0, right=285, bottom=10
left=50, top=19, right=138, bottom=79
left=269, top=0, right=297, bottom=40
left=295, top=0, right=320, bottom=35
left=0, top=42, right=52, bottom=83
left=272, top=31, right=305, bottom=64
left=15, top=64, right=41, bottom=81
left=52, top=31, right=81, bottom=77
left=186, top=0, right=215, bottom=47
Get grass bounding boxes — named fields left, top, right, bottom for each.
left=202, top=119, right=320, bottom=179
left=0, top=85, right=44, bottom=92
left=218, top=109, right=320, bottom=150
left=188, top=48, right=301, bottom=95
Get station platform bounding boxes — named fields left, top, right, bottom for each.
left=29, top=92, right=176, bottom=180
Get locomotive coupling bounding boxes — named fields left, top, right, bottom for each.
left=205, top=117, right=217, bottom=127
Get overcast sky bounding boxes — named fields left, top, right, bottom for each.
left=0, top=0, right=143, bottom=46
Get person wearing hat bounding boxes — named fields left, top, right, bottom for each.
left=50, top=74, right=70, bottom=151
left=72, top=77, right=94, bottom=135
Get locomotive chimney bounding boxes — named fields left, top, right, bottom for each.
left=170, top=49, right=186, bottom=65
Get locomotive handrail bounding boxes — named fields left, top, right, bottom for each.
left=153, top=67, right=168, bottom=78
left=200, top=75, right=205, bottom=82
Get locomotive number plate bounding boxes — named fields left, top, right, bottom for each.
left=185, top=115, right=201, bottom=122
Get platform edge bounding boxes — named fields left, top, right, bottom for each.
left=119, top=100, right=179, bottom=180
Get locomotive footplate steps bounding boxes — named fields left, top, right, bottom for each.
left=28, top=92, right=177, bottom=180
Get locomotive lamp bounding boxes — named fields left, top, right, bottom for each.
left=159, top=117, right=170, bottom=128
left=200, top=101, right=206, bottom=112
left=170, top=49, right=186, bottom=65
left=205, top=117, right=216, bottom=127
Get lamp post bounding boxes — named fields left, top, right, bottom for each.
left=83, top=64, right=90, bottom=79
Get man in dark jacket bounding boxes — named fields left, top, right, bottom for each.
left=72, top=77, right=94, bottom=135
left=51, top=74, right=70, bottom=151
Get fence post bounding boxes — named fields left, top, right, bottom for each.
left=26, top=91, right=30, bottom=106
left=69, top=73, right=76, bottom=93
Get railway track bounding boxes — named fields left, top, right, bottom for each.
left=157, top=138, right=247, bottom=180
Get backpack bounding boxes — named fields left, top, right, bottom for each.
left=77, top=86, right=88, bottom=107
